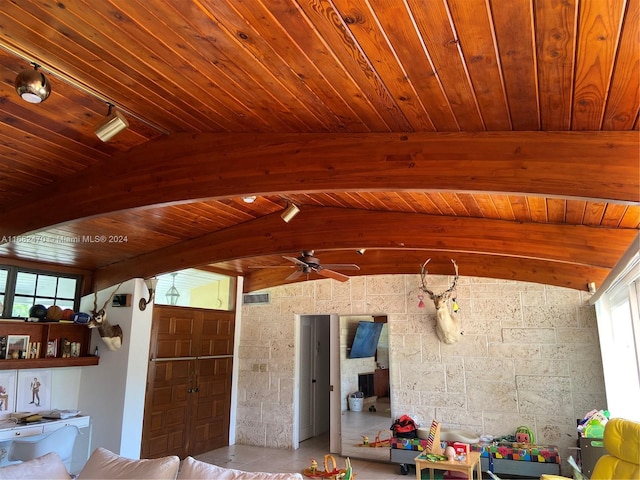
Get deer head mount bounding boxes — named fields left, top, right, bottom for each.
left=420, top=259, right=461, bottom=344
left=87, top=284, right=123, bottom=351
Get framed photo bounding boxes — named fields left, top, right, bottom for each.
left=17, top=370, right=51, bottom=412
left=0, top=371, right=17, bottom=418
left=46, top=339, right=57, bottom=358
left=6, top=335, right=29, bottom=359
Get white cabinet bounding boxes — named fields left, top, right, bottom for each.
left=0, top=416, right=91, bottom=474
left=0, top=425, right=43, bottom=441
left=42, top=415, right=90, bottom=432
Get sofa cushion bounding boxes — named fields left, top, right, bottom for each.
left=0, top=452, right=71, bottom=480
left=178, top=456, right=304, bottom=480
left=78, top=447, right=180, bottom=479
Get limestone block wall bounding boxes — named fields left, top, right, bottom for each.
left=236, top=274, right=605, bottom=469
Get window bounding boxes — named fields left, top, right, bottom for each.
left=153, top=268, right=234, bottom=310
left=595, top=255, right=640, bottom=422
left=0, top=267, right=81, bottom=319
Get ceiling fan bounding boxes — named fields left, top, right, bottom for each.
left=254, top=251, right=360, bottom=282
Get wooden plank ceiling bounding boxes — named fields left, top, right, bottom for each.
left=0, top=0, right=637, bottom=295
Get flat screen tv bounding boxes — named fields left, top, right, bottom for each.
left=349, top=321, right=384, bottom=358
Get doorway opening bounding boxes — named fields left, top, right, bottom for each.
left=295, top=313, right=391, bottom=461
left=297, top=315, right=332, bottom=445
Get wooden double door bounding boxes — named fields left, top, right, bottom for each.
left=141, top=306, right=234, bottom=459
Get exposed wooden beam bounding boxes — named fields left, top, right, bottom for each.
left=0, top=132, right=637, bottom=237
left=242, top=252, right=611, bottom=294
left=92, top=206, right=635, bottom=291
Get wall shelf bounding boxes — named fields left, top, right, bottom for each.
left=0, top=320, right=99, bottom=370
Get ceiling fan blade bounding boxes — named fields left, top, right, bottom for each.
left=317, top=268, right=349, bottom=282
left=248, top=265, right=295, bottom=269
left=286, top=270, right=304, bottom=281
left=320, top=264, right=361, bottom=271
left=283, top=256, right=308, bottom=267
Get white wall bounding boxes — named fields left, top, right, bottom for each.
left=77, top=278, right=153, bottom=458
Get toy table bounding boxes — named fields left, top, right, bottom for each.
left=414, top=451, right=482, bottom=480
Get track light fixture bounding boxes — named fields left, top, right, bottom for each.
left=356, top=249, right=366, bottom=255
left=281, top=203, right=300, bottom=223
left=15, top=64, right=51, bottom=103
left=94, top=103, right=129, bottom=142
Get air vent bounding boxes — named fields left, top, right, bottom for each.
left=242, top=292, right=270, bottom=305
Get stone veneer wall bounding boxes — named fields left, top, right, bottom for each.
left=236, top=273, right=606, bottom=471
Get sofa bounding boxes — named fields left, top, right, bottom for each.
left=0, top=446, right=304, bottom=480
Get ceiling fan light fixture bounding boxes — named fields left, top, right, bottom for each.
left=15, top=65, right=51, bottom=104
left=94, top=105, right=129, bottom=141
left=281, top=203, right=300, bottom=223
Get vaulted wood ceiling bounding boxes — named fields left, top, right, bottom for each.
left=0, top=0, right=637, bottom=295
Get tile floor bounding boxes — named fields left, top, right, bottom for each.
left=340, top=397, right=393, bottom=463
left=195, top=433, right=407, bottom=479
left=195, top=398, right=409, bottom=479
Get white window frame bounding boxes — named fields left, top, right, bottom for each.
left=593, top=251, right=640, bottom=421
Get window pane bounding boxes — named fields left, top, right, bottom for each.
left=54, top=299, right=74, bottom=309
left=36, top=275, right=57, bottom=297
left=57, top=277, right=77, bottom=298
left=34, top=298, right=55, bottom=309
left=15, top=272, right=36, bottom=295
left=12, top=296, right=33, bottom=317
left=0, top=269, right=7, bottom=294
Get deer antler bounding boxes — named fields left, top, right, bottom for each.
left=91, top=282, right=124, bottom=316
left=420, top=259, right=458, bottom=300
left=419, top=259, right=461, bottom=344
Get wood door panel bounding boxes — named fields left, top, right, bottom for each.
left=153, top=309, right=200, bottom=358
left=142, top=355, right=195, bottom=459
left=199, top=311, right=234, bottom=356
left=143, top=306, right=233, bottom=459
left=156, top=339, right=194, bottom=358
left=190, top=357, right=232, bottom=455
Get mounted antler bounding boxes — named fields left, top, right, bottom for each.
left=87, top=283, right=124, bottom=351
left=419, top=259, right=461, bottom=344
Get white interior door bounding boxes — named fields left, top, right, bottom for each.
left=299, top=316, right=314, bottom=441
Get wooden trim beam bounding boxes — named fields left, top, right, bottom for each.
left=242, top=252, right=611, bottom=293
left=0, top=131, right=637, bottom=237
left=92, top=206, right=635, bottom=291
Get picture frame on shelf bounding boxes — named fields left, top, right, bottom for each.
left=46, top=339, right=57, bottom=358
left=6, top=335, right=29, bottom=359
